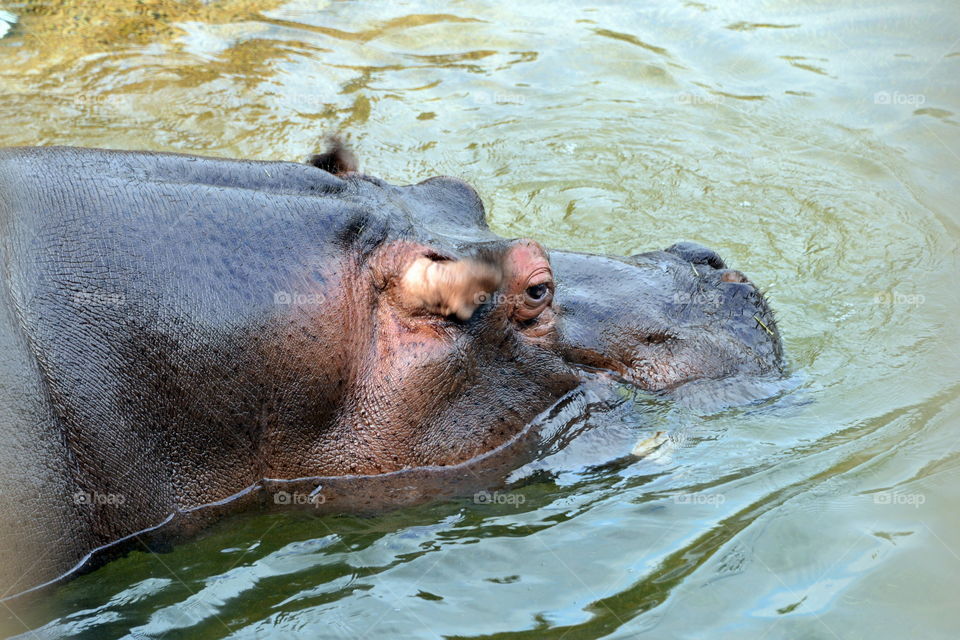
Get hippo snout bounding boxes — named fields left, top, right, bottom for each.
left=664, top=241, right=728, bottom=270
left=719, top=269, right=750, bottom=284
left=665, top=240, right=755, bottom=285
left=551, top=241, right=782, bottom=390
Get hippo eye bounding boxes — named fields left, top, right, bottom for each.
left=514, top=277, right=554, bottom=324
left=526, top=283, right=549, bottom=301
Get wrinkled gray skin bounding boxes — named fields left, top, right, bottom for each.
left=0, top=146, right=782, bottom=599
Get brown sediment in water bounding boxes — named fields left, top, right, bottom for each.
left=16, top=0, right=283, bottom=50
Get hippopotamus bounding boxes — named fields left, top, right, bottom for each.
left=0, top=143, right=782, bottom=600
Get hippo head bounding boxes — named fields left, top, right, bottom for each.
left=277, top=165, right=783, bottom=476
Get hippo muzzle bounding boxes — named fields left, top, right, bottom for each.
left=549, top=242, right=782, bottom=391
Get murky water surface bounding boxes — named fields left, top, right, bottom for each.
left=1, top=0, right=959, bottom=637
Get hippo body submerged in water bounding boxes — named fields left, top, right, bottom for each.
left=0, top=144, right=782, bottom=598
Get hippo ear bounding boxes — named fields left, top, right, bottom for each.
left=398, top=256, right=502, bottom=321
left=307, top=137, right=358, bottom=176
left=405, top=177, right=491, bottom=234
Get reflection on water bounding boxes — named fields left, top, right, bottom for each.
left=1, top=0, right=959, bottom=637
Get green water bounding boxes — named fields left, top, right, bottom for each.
left=1, top=0, right=959, bottom=637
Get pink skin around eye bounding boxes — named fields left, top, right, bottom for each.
left=505, top=241, right=553, bottom=286
left=504, top=240, right=554, bottom=322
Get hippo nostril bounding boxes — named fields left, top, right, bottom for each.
left=665, top=242, right=727, bottom=270
left=720, top=269, right=750, bottom=284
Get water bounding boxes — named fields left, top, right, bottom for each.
left=1, top=0, right=959, bottom=637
